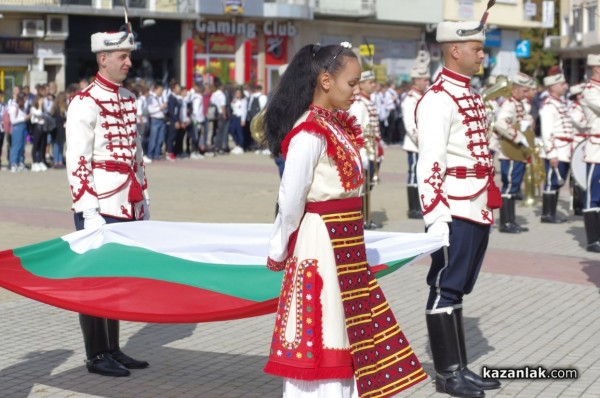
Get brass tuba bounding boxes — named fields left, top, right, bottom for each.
left=250, top=108, right=267, bottom=146
left=482, top=75, right=513, bottom=103
left=482, top=75, right=513, bottom=140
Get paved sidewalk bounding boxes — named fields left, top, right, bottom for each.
left=0, top=145, right=598, bottom=397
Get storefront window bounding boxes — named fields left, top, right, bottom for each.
left=193, top=34, right=236, bottom=84
left=587, top=5, right=597, bottom=32
left=573, top=8, right=582, bottom=34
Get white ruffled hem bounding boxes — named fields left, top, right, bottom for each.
left=283, top=377, right=358, bottom=398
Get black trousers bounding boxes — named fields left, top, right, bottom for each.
left=74, top=212, right=135, bottom=358
left=426, top=218, right=490, bottom=310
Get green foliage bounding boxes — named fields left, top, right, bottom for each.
left=518, top=29, right=558, bottom=80
left=518, top=1, right=560, bottom=81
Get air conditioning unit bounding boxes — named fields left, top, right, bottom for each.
left=46, top=15, right=68, bottom=39
left=21, top=19, right=45, bottom=38
left=543, top=36, right=561, bottom=50
left=575, top=32, right=583, bottom=43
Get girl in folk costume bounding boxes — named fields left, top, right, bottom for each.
left=263, top=43, right=426, bottom=398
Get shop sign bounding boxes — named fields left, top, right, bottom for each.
left=34, top=42, right=63, bottom=57
left=224, top=0, right=244, bottom=15
left=0, top=38, right=34, bottom=54
left=542, top=1, right=555, bottom=28
left=484, top=30, right=502, bottom=48
left=265, top=35, right=287, bottom=65
left=209, top=35, right=237, bottom=54
left=359, top=44, right=375, bottom=57
left=200, top=0, right=263, bottom=17
left=195, top=19, right=297, bottom=39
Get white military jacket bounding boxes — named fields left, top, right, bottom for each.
left=416, top=68, right=495, bottom=227
left=348, top=93, right=381, bottom=162
left=401, top=87, right=424, bottom=153
left=569, top=100, right=588, bottom=146
left=66, top=73, right=149, bottom=219
left=580, top=79, right=600, bottom=163
left=494, top=96, right=530, bottom=161
left=539, top=95, right=574, bottom=162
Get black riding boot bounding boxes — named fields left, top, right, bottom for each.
left=407, top=186, right=423, bottom=219
left=455, top=309, right=501, bottom=390
left=553, top=192, right=567, bottom=222
left=80, top=314, right=110, bottom=359
left=107, top=319, right=149, bottom=369
left=583, top=211, right=600, bottom=253
left=509, top=196, right=528, bottom=232
left=541, top=193, right=565, bottom=223
left=499, top=197, right=520, bottom=233
left=573, top=184, right=584, bottom=216
left=80, top=314, right=129, bottom=377
left=426, top=310, right=485, bottom=397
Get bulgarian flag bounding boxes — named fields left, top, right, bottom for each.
left=0, top=221, right=442, bottom=323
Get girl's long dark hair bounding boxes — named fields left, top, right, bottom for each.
left=265, top=44, right=356, bottom=156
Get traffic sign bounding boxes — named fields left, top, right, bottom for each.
left=360, top=44, right=375, bottom=57
left=515, top=39, right=531, bottom=58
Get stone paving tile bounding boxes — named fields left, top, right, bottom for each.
left=0, top=145, right=599, bottom=397
left=0, top=266, right=597, bottom=397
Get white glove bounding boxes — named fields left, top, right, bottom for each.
left=359, top=147, right=370, bottom=169
left=427, top=221, right=450, bottom=247
left=519, top=120, right=530, bottom=132
left=518, top=135, right=530, bottom=148
left=82, top=208, right=106, bottom=230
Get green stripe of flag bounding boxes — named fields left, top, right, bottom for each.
left=14, top=239, right=284, bottom=302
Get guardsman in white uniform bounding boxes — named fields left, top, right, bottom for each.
left=484, top=76, right=502, bottom=158
left=579, top=54, right=600, bottom=252
left=539, top=71, right=573, bottom=223
left=402, top=65, right=430, bottom=219
left=568, top=83, right=587, bottom=216
left=348, top=70, right=383, bottom=229
left=494, top=72, right=535, bottom=233
left=65, top=16, right=151, bottom=376
left=416, top=17, right=501, bottom=398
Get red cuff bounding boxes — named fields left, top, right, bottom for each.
left=267, top=257, right=286, bottom=272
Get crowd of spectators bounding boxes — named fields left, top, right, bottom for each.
left=0, top=77, right=269, bottom=172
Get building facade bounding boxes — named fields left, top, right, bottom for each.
left=559, top=0, right=600, bottom=84
left=0, top=0, right=558, bottom=94
left=442, top=0, right=554, bottom=82
left=0, top=0, right=195, bottom=93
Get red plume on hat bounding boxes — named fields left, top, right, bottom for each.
left=546, top=65, right=562, bottom=76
